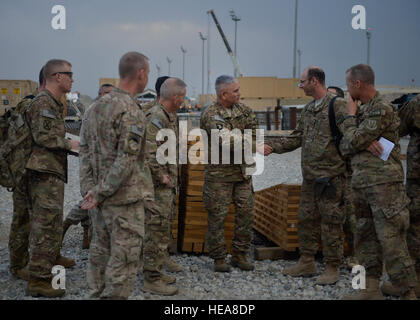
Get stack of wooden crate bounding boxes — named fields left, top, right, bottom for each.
left=177, top=138, right=236, bottom=254
left=253, top=184, right=301, bottom=252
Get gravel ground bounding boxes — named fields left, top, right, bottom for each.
left=0, top=138, right=409, bottom=300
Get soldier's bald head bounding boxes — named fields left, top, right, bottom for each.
left=119, top=52, right=149, bottom=80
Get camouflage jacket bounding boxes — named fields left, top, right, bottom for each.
left=25, top=89, right=72, bottom=182
left=340, top=91, right=404, bottom=188
left=200, top=101, right=259, bottom=182
left=141, top=100, right=158, bottom=114
left=266, top=92, right=348, bottom=181
left=145, top=102, right=179, bottom=188
left=79, top=87, right=154, bottom=206
left=398, top=95, right=420, bottom=180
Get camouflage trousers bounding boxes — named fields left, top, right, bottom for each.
left=298, top=176, right=346, bottom=265
left=65, top=200, right=91, bottom=229
left=87, top=200, right=144, bottom=300
left=343, top=176, right=357, bottom=256
left=143, top=187, right=176, bottom=282
left=353, top=182, right=418, bottom=292
left=203, top=179, right=254, bottom=260
left=406, top=179, right=420, bottom=271
left=8, top=174, right=30, bottom=273
left=27, top=171, right=64, bottom=280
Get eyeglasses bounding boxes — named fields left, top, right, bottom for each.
left=51, top=72, right=73, bottom=79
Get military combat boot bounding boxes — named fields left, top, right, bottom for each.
left=231, top=253, right=255, bottom=271
left=380, top=280, right=403, bottom=297
left=55, top=254, right=76, bottom=268
left=27, top=277, right=65, bottom=298
left=143, top=279, right=178, bottom=296
left=316, top=264, right=339, bottom=285
left=283, top=254, right=317, bottom=277
left=11, top=265, right=29, bottom=281
left=161, top=273, right=176, bottom=284
left=82, top=226, right=90, bottom=250
left=164, top=256, right=183, bottom=273
left=214, top=259, right=231, bottom=272
left=62, top=219, right=72, bottom=244
left=342, top=276, right=384, bottom=300
left=402, top=288, right=417, bottom=300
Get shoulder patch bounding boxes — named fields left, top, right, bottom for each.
left=213, top=115, right=225, bottom=122
left=40, top=109, right=56, bottom=119
left=129, top=125, right=143, bottom=137
left=151, top=118, right=163, bottom=129
left=368, top=110, right=385, bottom=117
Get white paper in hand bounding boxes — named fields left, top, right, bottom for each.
left=378, top=137, right=394, bottom=161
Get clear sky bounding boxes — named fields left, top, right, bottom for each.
left=0, top=0, right=419, bottom=98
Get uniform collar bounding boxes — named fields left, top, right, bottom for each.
left=216, top=102, right=242, bottom=119
left=112, top=87, right=139, bottom=105
left=42, top=88, right=63, bottom=107
left=156, top=102, right=177, bottom=122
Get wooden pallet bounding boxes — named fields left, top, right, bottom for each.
left=253, top=184, right=301, bottom=252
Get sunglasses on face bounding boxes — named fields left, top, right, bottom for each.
left=51, top=72, right=73, bottom=79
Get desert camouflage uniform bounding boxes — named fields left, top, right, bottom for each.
left=143, top=103, right=178, bottom=282
left=399, top=95, right=420, bottom=271
left=79, top=87, right=154, bottom=299
left=141, top=100, right=158, bottom=114
left=266, top=92, right=348, bottom=265
left=200, top=102, right=258, bottom=260
left=25, top=89, right=73, bottom=280
left=65, top=200, right=90, bottom=229
left=8, top=92, right=36, bottom=274
left=340, top=91, right=417, bottom=292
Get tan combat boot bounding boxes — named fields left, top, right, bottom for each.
left=342, top=276, right=384, bottom=300
left=283, top=255, right=317, bottom=277
left=164, top=256, right=183, bottom=273
left=28, top=277, right=65, bottom=298
left=402, top=288, right=417, bottom=300
left=11, top=265, right=29, bottom=281
left=143, top=279, right=178, bottom=296
left=161, top=273, right=176, bottom=284
left=55, top=254, right=76, bottom=268
left=231, top=253, right=255, bottom=271
left=316, top=264, right=339, bottom=285
left=82, top=226, right=90, bottom=250
left=61, top=219, right=72, bottom=245
left=214, top=259, right=231, bottom=272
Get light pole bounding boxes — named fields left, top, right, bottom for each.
left=199, top=32, right=207, bottom=96
left=366, top=28, right=371, bottom=65
left=156, top=64, right=161, bottom=78
left=166, top=57, right=172, bottom=76
left=229, top=9, right=241, bottom=78
left=180, top=46, right=187, bottom=81
left=297, top=49, right=302, bottom=77
left=293, top=0, right=298, bottom=78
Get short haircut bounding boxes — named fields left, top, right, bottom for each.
left=39, top=66, right=45, bottom=86
left=119, top=52, right=149, bottom=80
left=160, top=77, right=187, bottom=100
left=306, top=67, right=325, bottom=85
left=43, top=59, right=72, bottom=80
left=155, top=76, right=170, bottom=95
left=215, top=75, right=237, bottom=95
left=346, top=64, right=375, bottom=85
left=98, top=83, right=113, bottom=96
left=327, top=86, right=345, bottom=98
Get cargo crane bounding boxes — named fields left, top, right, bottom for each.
left=207, top=9, right=243, bottom=78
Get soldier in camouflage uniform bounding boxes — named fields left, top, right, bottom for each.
left=141, top=76, right=169, bottom=114
left=62, top=84, right=114, bottom=250
left=340, top=64, right=417, bottom=300
left=142, top=77, right=186, bottom=296
left=25, top=60, right=80, bottom=297
left=200, top=75, right=268, bottom=272
left=80, top=52, right=154, bottom=300
left=380, top=94, right=420, bottom=298
left=7, top=68, right=45, bottom=281
left=265, top=67, right=350, bottom=285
